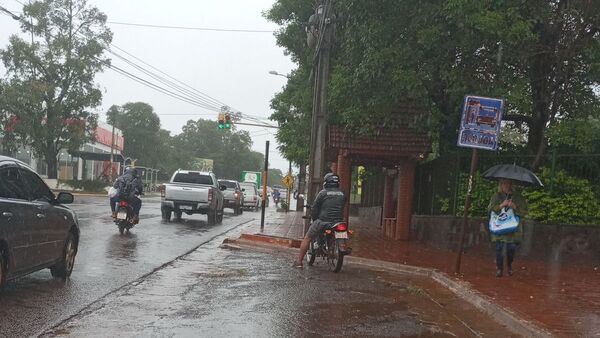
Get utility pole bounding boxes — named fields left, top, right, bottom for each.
left=260, top=140, right=270, bottom=231
left=296, top=163, right=306, bottom=211
left=287, top=160, right=292, bottom=212
left=109, top=123, right=116, bottom=182
left=305, top=0, right=335, bottom=234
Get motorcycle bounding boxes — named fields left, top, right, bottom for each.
left=305, top=220, right=352, bottom=272
left=114, top=200, right=136, bottom=234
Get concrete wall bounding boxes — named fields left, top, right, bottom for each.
left=411, top=215, right=600, bottom=263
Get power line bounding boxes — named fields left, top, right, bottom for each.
left=106, top=21, right=275, bottom=33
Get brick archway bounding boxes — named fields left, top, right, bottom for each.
left=328, top=125, right=430, bottom=240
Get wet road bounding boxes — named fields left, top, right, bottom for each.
left=0, top=195, right=259, bottom=337
left=42, top=228, right=514, bottom=337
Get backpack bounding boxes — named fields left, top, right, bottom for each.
left=118, top=177, right=135, bottom=200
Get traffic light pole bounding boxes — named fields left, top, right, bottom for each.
left=260, top=140, right=269, bottom=232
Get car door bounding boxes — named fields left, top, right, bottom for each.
left=19, top=167, right=66, bottom=266
left=0, top=164, right=41, bottom=273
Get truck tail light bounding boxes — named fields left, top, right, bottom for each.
left=160, top=184, right=166, bottom=198
left=208, top=188, right=213, bottom=202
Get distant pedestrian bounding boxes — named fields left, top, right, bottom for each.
left=487, top=179, right=528, bottom=277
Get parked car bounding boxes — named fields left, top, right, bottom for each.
left=240, top=182, right=260, bottom=211
left=218, top=179, right=244, bottom=215
left=160, top=170, right=225, bottom=224
left=0, top=156, right=79, bottom=291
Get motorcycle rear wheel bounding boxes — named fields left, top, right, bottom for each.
left=327, top=239, right=344, bottom=273
left=306, top=241, right=316, bottom=266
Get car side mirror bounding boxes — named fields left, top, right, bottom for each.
left=219, top=185, right=227, bottom=191
left=56, top=192, right=74, bottom=204
left=241, top=188, right=245, bottom=192
left=297, top=194, right=305, bottom=200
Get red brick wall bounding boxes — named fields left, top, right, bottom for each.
left=395, top=160, right=416, bottom=240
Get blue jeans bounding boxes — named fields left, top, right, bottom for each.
left=495, top=242, right=517, bottom=271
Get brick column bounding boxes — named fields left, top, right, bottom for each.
left=395, top=159, right=416, bottom=240
left=337, top=150, right=351, bottom=222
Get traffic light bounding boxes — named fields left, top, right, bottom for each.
left=218, top=113, right=225, bottom=129
left=224, top=113, right=232, bottom=129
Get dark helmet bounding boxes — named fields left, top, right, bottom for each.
left=323, top=173, right=340, bottom=188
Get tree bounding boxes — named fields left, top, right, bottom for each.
left=267, top=0, right=600, bottom=169
left=0, top=0, right=112, bottom=178
left=173, top=118, right=263, bottom=180
left=268, top=168, right=284, bottom=187
left=108, top=102, right=166, bottom=169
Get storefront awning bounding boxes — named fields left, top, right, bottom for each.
left=69, top=151, right=124, bottom=162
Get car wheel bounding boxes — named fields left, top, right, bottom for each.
left=161, top=207, right=172, bottom=222
left=174, top=211, right=183, bottom=222
left=0, top=249, right=6, bottom=292
left=51, top=232, right=77, bottom=279
left=207, top=210, right=216, bottom=225
left=217, top=209, right=224, bottom=224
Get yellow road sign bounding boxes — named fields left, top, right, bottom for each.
left=282, top=175, right=294, bottom=188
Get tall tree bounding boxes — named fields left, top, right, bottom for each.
left=0, top=0, right=112, bottom=178
left=107, top=102, right=165, bottom=169
left=267, top=0, right=600, bottom=169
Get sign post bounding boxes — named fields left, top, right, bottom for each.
left=282, top=174, right=295, bottom=212
left=455, top=95, right=504, bottom=274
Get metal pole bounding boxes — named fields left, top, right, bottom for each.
left=260, top=141, right=269, bottom=231
left=296, top=163, right=306, bottom=211
left=455, top=148, right=478, bottom=274
left=287, top=160, right=292, bottom=212
left=306, top=0, right=334, bottom=234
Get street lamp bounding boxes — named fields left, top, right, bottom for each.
left=268, top=70, right=289, bottom=79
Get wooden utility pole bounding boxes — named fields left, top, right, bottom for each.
left=305, top=0, right=335, bottom=234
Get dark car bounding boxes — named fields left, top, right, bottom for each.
left=0, top=156, right=79, bottom=291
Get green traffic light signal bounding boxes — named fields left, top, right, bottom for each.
left=225, top=123, right=231, bottom=129
left=218, top=122, right=225, bottom=129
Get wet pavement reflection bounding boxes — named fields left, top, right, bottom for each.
left=0, top=195, right=259, bottom=337
left=42, top=229, right=514, bottom=338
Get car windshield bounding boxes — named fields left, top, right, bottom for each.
left=219, top=181, right=237, bottom=189
left=173, top=173, right=213, bottom=185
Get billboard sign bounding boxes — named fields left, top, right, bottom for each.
left=457, top=95, right=504, bottom=151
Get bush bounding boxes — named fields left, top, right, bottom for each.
left=61, top=180, right=109, bottom=193
left=521, top=168, right=600, bottom=224
left=279, top=200, right=289, bottom=211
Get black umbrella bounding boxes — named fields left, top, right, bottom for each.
left=482, top=164, right=543, bottom=187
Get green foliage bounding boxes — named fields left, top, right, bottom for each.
left=455, top=172, right=497, bottom=218
left=268, top=168, right=284, bottom=187
left=266, top=0, right=600, bottom=162
left=522, top=169, right=600, bottom=225
left=0, top=0, right=112, bottom=178
left=61, top=179, right=108, bottom=193
left=279, top=199, right=289, bottom=211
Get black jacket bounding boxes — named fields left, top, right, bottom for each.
left=311, top=187, right=345, bottom=223
left=113, top=173, right=143, bottom=199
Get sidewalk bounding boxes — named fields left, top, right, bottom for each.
left=244, top=211, right=600, bottom=337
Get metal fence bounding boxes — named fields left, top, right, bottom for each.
left=414, top=151, right=600, bottom=216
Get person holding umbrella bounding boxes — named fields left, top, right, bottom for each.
left=483, top=164, right=542, bottom=277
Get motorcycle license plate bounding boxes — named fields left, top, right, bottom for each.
left=334, top=232, right=348, bottom=239
left=116, top=211, right=127, bottom=220
left=179, top=205, right=193, bottom=210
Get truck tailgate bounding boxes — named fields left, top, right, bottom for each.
left=165, top=184, right=210, bottom=203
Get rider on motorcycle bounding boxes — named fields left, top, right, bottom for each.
left=294, top=173, right=345, bottom=268
left=110, top=167, right=143, bottom=224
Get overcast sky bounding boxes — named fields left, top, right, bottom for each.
left=0, top=0, right=296, bottom=172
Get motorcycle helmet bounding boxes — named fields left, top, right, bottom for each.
left=323, top=173, right=340, bottom=188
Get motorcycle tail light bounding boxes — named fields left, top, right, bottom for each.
left=335, top=223, right=347, bottom=232
left=348, top=230, right=354, bottom=235
left=119, top=201, right=129, bottom=207
left=325, top=229, right=332, bottom=235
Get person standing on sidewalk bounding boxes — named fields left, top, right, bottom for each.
left=294, top=173, right=345, bottom=268
left=488, top=179, right=528, bottom=277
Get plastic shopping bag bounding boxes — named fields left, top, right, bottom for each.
left=108, top=187, right=119, bottom=198
left=489, top=208, right=519, bottom=235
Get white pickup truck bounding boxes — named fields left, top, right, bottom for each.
left=160, top=170, right=225, bottom=224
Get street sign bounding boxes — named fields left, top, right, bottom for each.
left=241, top=171, right=262, bottom=187
left=457, top=95, right=504, bottom=151
left=282, top=175, right=294, bottom=188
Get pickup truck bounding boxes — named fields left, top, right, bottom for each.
left=160, top=170, right=225, bottom=225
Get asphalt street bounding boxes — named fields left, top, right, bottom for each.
left=0, top=195, right=259, bottom=337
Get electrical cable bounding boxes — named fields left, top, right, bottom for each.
left=106, top=21, right=274, bottom=33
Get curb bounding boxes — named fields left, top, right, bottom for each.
left=223, top=236, right=554, bottom=338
